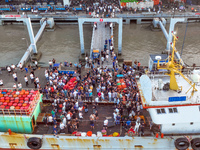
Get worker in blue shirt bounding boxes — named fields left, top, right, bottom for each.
left=53, top=125, right=59, bottom=138
left=126, top=120, right=131, bottom=130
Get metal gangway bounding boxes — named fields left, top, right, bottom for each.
left=88, top=22, right=114, bottom=68
left=78, top=18, right=122, bottom=68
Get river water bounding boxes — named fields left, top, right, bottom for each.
left=0, top=22, right=199, bottom=67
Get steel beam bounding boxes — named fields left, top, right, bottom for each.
left=158, top=21, right=168, bottom=40
left=166, top=18, right=185, bottom=51
left=35, top=21, right=47, bottom=43
left=25, top=18, right=37, bottom=53
left=118, top=18, right=123, bottom=54
left=78, top=19, right=85, bottom=54
left=17, top=18, right=47, bottom=67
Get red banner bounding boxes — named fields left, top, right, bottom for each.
left=3, top=15, right=21, bottom=18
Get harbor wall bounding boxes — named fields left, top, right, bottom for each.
left=0, top=12, right=200, bottom=25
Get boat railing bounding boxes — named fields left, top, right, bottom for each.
left=0, top=95, right=40, bottom=116
left=0, top=108, right=29, bottom=116
left=0, top=90, right=41, bottom=117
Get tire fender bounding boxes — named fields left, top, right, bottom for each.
left=174, top=137, right=189, bottom=150
left=27, top=137, right=42, bottom=149
left=191, top=138, right=200, bottom=150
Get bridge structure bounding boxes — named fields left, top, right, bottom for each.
left=78, top=18, right=122, bottom=68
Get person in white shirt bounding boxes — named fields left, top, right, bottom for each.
left=18, top=82, right=22, bottom=89
left=19, top=63, right=23, bottom=71
left=59, top=122, right=65, bottom=133
left=13, top=83, right=17, bottom=89
left=85, top=56, right=88, bottom=66
left=45, top=72, right=49, bottom=81
left=63, top=117, right=66, bottom=127
left=110, top=22, right=112, bottom=30
left=106, top=49, right=109, bottom=54
left=48, top=116, right=53, bottom=125
left=115, top=108, right=119, bottom=114
left=0, top=79, right=3, bottom=86
left=11, top=64, right=15, bottom=71
left=113, top=112, right=117, bottom=122
left=103, top=118, right=108, bottom=130
left=7, top=66, right=11, bottom=75
left=101, top=92, right=104, bottom=100
left=13, top=72, right=17, bottom=82
left=35, top=77, right=39, bottom=84
left=66, top=112, right=71, bottom=121
left=73, top=91, right=78, bottom=99
left=106, top=54, right=109, bottom=63
left=24, top=75, right=28, bottom=86
left=79, top=111, right=83, bottom=119
left=101, top=56, right=104, bottom=65
left=35, top=60, right=38, bottom=68
left=30, top=73, right=34, bottom=83
left=49, top=60, right=53, bottom=69
left=95, top=97, right=99, bottom=104
left=110, top=45, right=113, bottom=51
left=134, top=120, right=140, bottom=135
left=108, top=91, right=112, bottom=101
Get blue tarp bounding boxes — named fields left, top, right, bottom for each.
left=117, top=74, right=124, bottom=78
left=73, top=8, right=82, bottom=10
left=58, top=70, right=74, bottom=75
left=53, top=63, right=60, bottom=68
left=38, top=7, right=48, bottom=10
left=168, top=96, right=186, bottom=102
left=0, top=8, right=10, bottom=11
left=55, top=7, right=65, bottom=10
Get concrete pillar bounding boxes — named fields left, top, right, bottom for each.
left=118, top=18, right=123, bottom=54
left=0, top=20, right=3, bottom=26
left=23, top=21, right=26, bottom=25
left=78, top=19, right=85, bottom=54
left=125, top=19, right=130, bottom=24
left=166, top=18, right=185, bottom=51
left=26, top=18, right=37, bottom=54
left=137, top=19, right=142, bottom=24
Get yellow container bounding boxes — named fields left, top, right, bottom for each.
left=93, top=50, right=99, bottom=53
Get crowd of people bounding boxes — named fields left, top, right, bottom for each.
left=40, top=50, right=148, bottom=137
left=1, top=53, right=147, bottom=137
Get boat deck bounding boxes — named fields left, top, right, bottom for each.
left=34, top=103, right=152, bottom=136
left=0, top=67, right=152, bottom=136
left=152, top=75, right=200, bottom=103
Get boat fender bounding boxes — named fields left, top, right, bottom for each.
left=174, top=137, right=189, bottom=150
left=191, top=138, right=200, bottom=150
left=27, top=137, right=42, bottom=149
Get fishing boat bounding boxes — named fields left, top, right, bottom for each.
left=0, top=34, right=200, bottom=150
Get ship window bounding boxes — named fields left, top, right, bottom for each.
left=161, top=108, right=166, bottom=113
left=156, top=108, right=166, bottom=114
left=168, top=108, right=178, bottom=113
left=173, top=108, right=178, bottom=113
left=156, top=109, right=161, bottom=114
left=169, top=108, right=173, bottom=113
